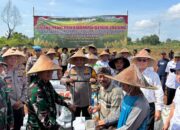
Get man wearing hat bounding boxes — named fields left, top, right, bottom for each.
left=0, top=56, right=14, bottom=130
left=2, top=48, right=27, bottom=130
left=119, top=48, right=131, bottom=61
left=105, top=64, right=153, bottom=130
left=26, top=46, right=42, bottom=83
left=132, top=49, right=164, bottom=130
left=22, top=46, right=31, bottom=62
left=94, top=50, right=111, bottom=73
left=157, top=51, right=169, bottom=91
left=165, top=52, right=180, bottom=105
left=85, top=44, right=97, bottom=57
left=26, top=55, right=75, bottom=130
left=163, top=61, right=180, bottom=130
left=46, top=48, right=62, bottom=80
left=61, top=49, right=97, bottom=119
left=61, top=47, right=69, bottom=74
left=88, top=67, right=123, bottom=129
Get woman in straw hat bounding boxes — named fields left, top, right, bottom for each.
left=109, top=53, right=130, bottom=75
left=61, top=49, right=97, bottom=119
left=104, top=64, right=155, bottom=130
left=26, top=55, right=75, bottom=130
left=131, top=49, right=164, bottom=130
left=2, top=48, right=27, bottom=130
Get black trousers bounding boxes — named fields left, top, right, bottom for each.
left=74, top=106, right=90, bottom=119
left=13, top=107, right=24, bottom=130
left=147, top=103, right=155, bottom=130
left=61, top=65, right=67, bottom=74
left=167, top=87, right=176, bottom=105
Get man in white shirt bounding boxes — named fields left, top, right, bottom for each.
left=163, top=61, right=180, bottom=130
left=94, top=50, right=110, bottom=72
left=132, top=49, right=164, bottom=130
left=165, top=52, right=180, bottom=105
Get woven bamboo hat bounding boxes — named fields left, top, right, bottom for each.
left=68, top=48, right=88, bottom=64
left=131, top=49, right=155, bottom=67
left=27, top=55, right=61, bottom=75
left=88, top=44, right=97, bottom=49
left=99, top=50, right=110, bottom=57
left=120, top=48, right=131, bottom=54
left=2, top=48, right=25, bottom=58
left=87, top=53, right=98, bottom=61
left=174, top=52, right=180, bottom=58
left=46, top=48, right=56, bottom=55
left=105, top=64, right=157, bottom=90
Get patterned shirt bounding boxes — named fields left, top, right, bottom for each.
left=27, top=78, right=68, bottom=129
left=98, top=82, right=123, bottom=125
left=4, top=67, right=27, bottom=107
left=0, top=77, right=14, bottom=130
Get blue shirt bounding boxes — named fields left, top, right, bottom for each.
left=157, top=58, right=169, bottom=76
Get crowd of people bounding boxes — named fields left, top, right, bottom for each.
left=0, top=44, right=179, bottom=130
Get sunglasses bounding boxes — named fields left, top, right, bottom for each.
left=137, top=58, right=148, bottom=62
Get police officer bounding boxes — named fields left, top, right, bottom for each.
left=2, top=48, right=27, bottom=130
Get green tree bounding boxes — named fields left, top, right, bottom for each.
left=141, top=34, right=160, bottom=45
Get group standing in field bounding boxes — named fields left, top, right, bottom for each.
left=0, top=44, right=179, bottom=130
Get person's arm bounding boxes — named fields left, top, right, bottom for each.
left=165, top=62, right=170, bottom=78
left=60, top=70, right=74, bottom=84
left=163, top=103, right=175, bottom=130
left=52, top=84, right=75, bottom=112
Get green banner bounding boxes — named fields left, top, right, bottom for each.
left=34, top=15, right=128, bottom=48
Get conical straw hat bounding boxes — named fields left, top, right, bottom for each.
left=46, top=48, right=56, bottom=55
left=87, top=44, right=97, bottom=49
left=87, top=53, right=98, bottom=60
left=105, top=64, right=157, bottom=90
left=131, top=49, right=155, bottom=67
left=68, top=49, right=88, bottom=64
left=99, top=50, right=110, bottom=57
left=27, top=55, right=61, bottom=75
left=120, top=48, right=130, bottom=53
left=2, top=48, right=25, bottom=58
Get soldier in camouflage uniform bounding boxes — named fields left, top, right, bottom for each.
left=26, top=55, right=75, bottom=130
left=0, top=57, right=14, bottom=130
left=0, top=77, right=14, bottom=130
left=2, top=48, right=27, bottom=130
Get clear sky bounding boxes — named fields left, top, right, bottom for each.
left=0, top=0, right=180, bottom=41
